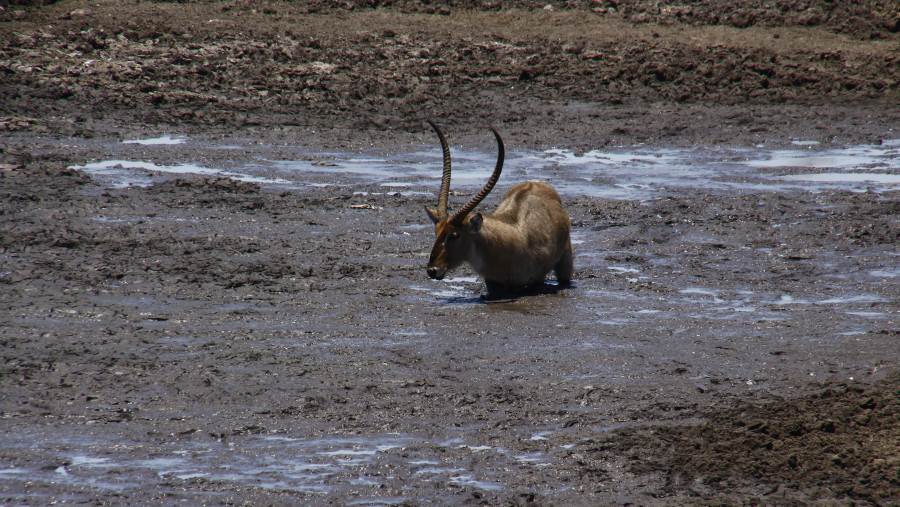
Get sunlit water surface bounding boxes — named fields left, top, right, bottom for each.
left=71, top=136, right=900, bottom=197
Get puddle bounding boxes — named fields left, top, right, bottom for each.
left=870, top=268, right=900, bottom=278
left=69, top=136, right=899, bottom=197
left=89, top=215, right=200, bottom=223
left=122, top=135, right=187, bottom=146
left=72, top=159, right=290, bottom=188
left=449, top=474, right=505, bottom=491
left=779, top=173, right=900, bottom=184
left=409, top=276, right=482, bottom=303
left=816, top=295, right=888, bottom=305
left=680, top=288, right=726, bottom=304
left=745, top=140, right=899, bottom=169
left=0, top=427, right=552, bottom=500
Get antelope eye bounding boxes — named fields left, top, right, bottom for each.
left=447, top=231, right=459, bottom=241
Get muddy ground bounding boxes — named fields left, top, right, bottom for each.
left=2, top=0, right=900, bottom=504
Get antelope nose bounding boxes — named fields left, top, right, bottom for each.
left=427, top=266, right=445, bottom=280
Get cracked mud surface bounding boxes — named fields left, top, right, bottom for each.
left=1, top=0, right=899, bottom=504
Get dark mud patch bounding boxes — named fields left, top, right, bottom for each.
left=639, top=374, right=900, bottom=503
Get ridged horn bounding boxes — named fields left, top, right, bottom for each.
left=448, top=127, right=504, bottom=226
left=427, top=120, right=452, bottom=220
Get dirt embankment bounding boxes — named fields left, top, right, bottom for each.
left=1, top=0, right=898, bottom=144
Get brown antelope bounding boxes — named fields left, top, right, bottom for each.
left=424, top=120, right=573, bottom=296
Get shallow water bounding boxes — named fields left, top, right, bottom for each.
left=69, top=136, right=900, bottom=198
left=2, top=425, right=555, bottom=499
left=121, top=134, right=187, bottom=146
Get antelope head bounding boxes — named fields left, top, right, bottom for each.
left=424, top=120, right=504, bottom=280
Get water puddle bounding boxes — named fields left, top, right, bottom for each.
left=529, top=140, right=898, bottom=197
left=409, top=276, right=483, bottom=304
left=745, top=141, right=897, bottom=169
left=870, top=267, right=900, bottom=278
left=816, top=295, right=888, bottom=305
left=779, top=173, right=900, bottom=184
left=122, top=135, right=187, bottom=146
left=66, top=136, right=899, bottom=197
left=73, top=159, right=290, bottom=188
left=0, top=426, right=555, bottom=500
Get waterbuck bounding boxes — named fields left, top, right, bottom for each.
left=424, top=120, right=573, bottom=296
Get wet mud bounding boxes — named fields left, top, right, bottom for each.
left=2, top=0, right=900, bottom=504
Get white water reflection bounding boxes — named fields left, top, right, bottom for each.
left=0, top=427, right=540, bottom=500
left=780, top=173, right=900, bottom=184
left=122, top=135, right=186, bottom=146
left=69, top=136, right=899, bottom=197
left=73, top=159, right=290, bottom=188
left=527, top=140, right=898, bottom=198
left=260, top=137, right=900, bottom=198
left=409, top=276, right=482, bottom=303
left=745, top=140, right=899, bottom=169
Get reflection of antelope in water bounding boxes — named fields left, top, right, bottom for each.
left=424, top=121, right=573, bottom=296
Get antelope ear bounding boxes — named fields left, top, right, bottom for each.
left=425, top=206, right=440, bottom=224
left=467, top=213, right=483, bottom=233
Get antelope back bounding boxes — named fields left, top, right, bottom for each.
left=469, top=181, right=571, bottom=288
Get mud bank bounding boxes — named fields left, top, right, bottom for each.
left=1, top=0, right=899, bottom=146
left=2, top=134, right=899, bottom=503
left=2, top=0, right=900, bottom=504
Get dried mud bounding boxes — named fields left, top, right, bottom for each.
left=2, top=1, right=900, bottom=505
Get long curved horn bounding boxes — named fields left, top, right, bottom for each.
left=427, top=120, right=452, bottom=219
left=449, top=127, right=504, bottom=226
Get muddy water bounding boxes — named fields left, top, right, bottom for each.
left=74, top=135, right=900, bottom=196
left=3, top=134, right=898, bottom=503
